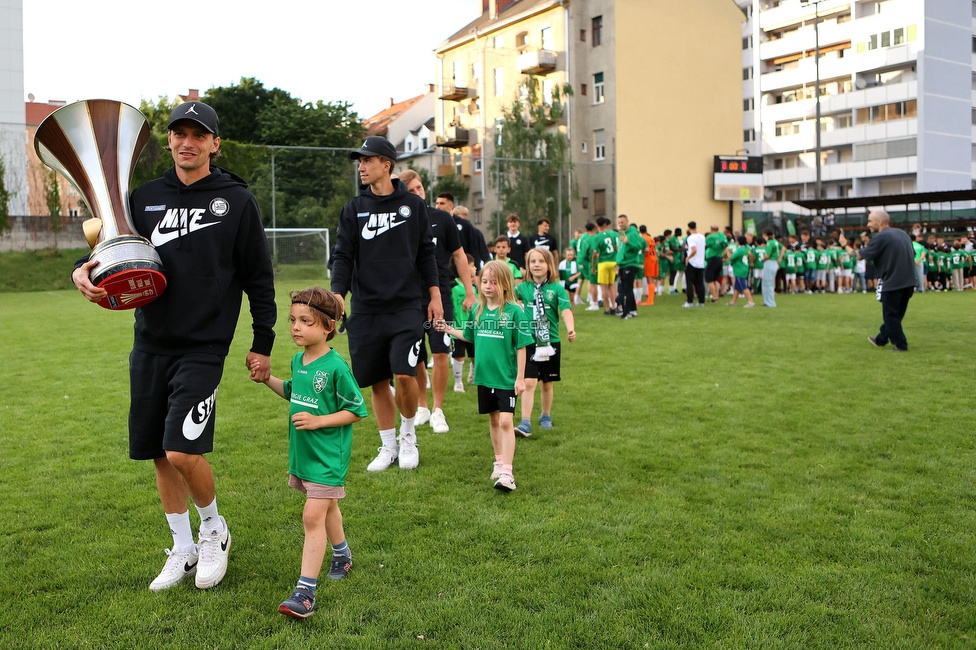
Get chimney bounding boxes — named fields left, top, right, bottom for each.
left=489, top=0, right=497, bottom=18
left=186, top=89, right=199, bottom=100
left=428, top=83, right=435, bottom=94
left=389, top=98, right=395, bottom=108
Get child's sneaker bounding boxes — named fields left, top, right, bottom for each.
left=328, top=554, right=352, bottom=580
left=453, top=380, right=465, bottom=393
left=539, top=415, right=552, bottom=429
left=414, top=406, right=431, bottom=426
left=494, top=473, right=517, bottom=492
left=515, top=420, right=532, bottom=437
left=278, top=586, right=315, bottom=619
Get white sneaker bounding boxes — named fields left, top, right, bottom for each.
left=585, top=304, right=600, bottom=311
left=430, top=408, right=450, bottom=433
left=453, top=381, right=465, bottom=393
left=149, top=547, right=198, bottom=591
left=494, top=473, right=516, bottom=492
left=398, top=432, right=419, bottom=469
left=195, top=516, right=230, bottom=589
left=367, top=446, right=399, bottom=472
left=414, top=407, right=431, bottom=426
left=467, top=366, right=474, bottom=384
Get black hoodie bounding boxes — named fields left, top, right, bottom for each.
left=331, top=178, right=438, bottom=314
left=77, top=166, right=276, bottom=357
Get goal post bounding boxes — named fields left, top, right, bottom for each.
left=265, top=228, right=331, bottom=278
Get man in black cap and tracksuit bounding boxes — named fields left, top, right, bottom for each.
left=330, top=136, right=441, bottom=472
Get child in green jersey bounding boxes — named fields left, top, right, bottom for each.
left=254, top=287, right=368, bottom=619
left=514, top=248, right=577, bottom=436
left=436, top=261, right=533, bottom=492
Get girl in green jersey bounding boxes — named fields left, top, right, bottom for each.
left=436, top=261, right=533, bottom=492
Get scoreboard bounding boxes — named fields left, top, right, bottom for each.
left=713, top=156, right=764, bottom=201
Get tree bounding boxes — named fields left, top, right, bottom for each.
left=431, top=173, right=469, bottom=205
left=0, top=152, right=10, bottom=232
left=203, top=78, right=293, bottom=144
left=490, top=77, right=574, bottom=235
left=46, top=170, right=62, bottom=249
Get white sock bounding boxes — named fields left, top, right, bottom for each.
left=195, top=498, right=224, bottom=533
left=452, top=359, right=464, bottom=382
left=400, top=416, right=415, bottom=436
left=634, top=287, right=643, bottom=302
left=379, top=428, right=397, bottom=449
left=166, top=511, right=196, bottom=551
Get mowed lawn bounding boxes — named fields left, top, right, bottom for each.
left=1, top=282, right=974, bottom=649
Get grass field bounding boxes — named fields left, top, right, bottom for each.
left=1, top=274, right=975, bottom=649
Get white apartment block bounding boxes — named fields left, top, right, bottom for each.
left=739, top=0, right=974, bottom=217
left=0, top=0, right=27, bottom=217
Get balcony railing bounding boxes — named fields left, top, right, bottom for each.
left=437, top=127, right=471, bottom=149
left=439, top=83, right=472, bottom=102
left=517, top=50, right=558, bottom=75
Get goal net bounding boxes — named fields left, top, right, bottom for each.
left=265, top=228, right=331, bottom=277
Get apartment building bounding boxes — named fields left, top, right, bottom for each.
left=434, top=0, right=744, bottom=239
left=740, top=0, right=973, bottom=218
left=1, top=0, right=27, bottom=217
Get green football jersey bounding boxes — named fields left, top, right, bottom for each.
left=515, top=280, right=572, bottom=343
left=730, top=246, right=751, bottom=278
left=282, top=349, right=368, bottom=486
left=594, top=230, right=620, bottom=264
left=461, top=302, right=534, bottom=390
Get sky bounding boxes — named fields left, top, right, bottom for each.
left=21, top=0, right=479, bottom=119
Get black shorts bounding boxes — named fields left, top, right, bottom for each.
left=128, top=350, right=225, bottom=460
left=478, top=385, right=517, bottom=414
left=452, top=339, right=474, bottom=359
left=704, top=257, right=724, bottom=283
left=524, top=342, right=561, bottom=382
left=346, top=309, right=425, bottom=388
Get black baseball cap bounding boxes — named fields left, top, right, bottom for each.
left=349, top=136, right=397, bottom=161
left=167, top=101, right=220, bottom=136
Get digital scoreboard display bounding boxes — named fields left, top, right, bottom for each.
left=713, top=156, right=764, bottom=201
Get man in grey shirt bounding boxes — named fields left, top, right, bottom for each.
left=853, top=209, right=915, bottom=352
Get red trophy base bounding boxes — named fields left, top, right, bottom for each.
left=89, top=235, right=167, bottom=310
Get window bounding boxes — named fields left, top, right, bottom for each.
left=472, top=61, right=481, bottom=81
left=743, top=97, right=754, bottom=111
left=580, top=29, right=586, bottom=42
left=593, top=189, right=606, bottom=216
left=894, top=28, right=904, bottom=45
left=582, top=197, right=589, bottom=210
left=516, top=31, right=528, bottom=50
left=542, top=79, right=554, bottom=105
left=744, top=129, right=755, bottom=142
left=592, top=16, right=603, bottom=46
left=493, top=67, right=504, bottom=97
left=868, top=34, right=878, bottom=50
left=775, top=120, right=801, bottom=136
left=452, top=60, right=461, bottom=83
left=580, top=83, right=587, bottom=96
left=593, top=72, right=605, bottom=104
left=421, top=136, right=428, bottom=149
left=493, top=35, right=503, bottom=49
left=495, top=117, right=504, bottom=145
left=541, top=26, right=554, bottom=51
left=743, top=67, right=753, bottom=80
left=593, top=129, right=606, bottom=161
left=742, top=36, right=752, bottom=50
left=581, top=141, right=588, bottom=154
left=881, top=31, right=890, bottom=47
left=473, top=159, right=483, bottom=173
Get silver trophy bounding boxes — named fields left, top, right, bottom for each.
left=35, top=99, right=166, bottom=310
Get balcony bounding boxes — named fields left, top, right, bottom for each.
left=440, top=83, right=472, bottom=102
left=437, top=127, right=471, bottom=149
left=518, top=50, right=558, bottom=75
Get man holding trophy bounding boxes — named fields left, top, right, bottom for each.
left=69, top=101, right=277, bottom=591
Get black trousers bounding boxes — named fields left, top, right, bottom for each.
left=686, top=266, right=706, bottom=304
left=875, top=286, right=914, bottom=350
left=618, top=266, right=638, bottom=314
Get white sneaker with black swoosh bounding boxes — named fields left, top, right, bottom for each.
left=149, top=546, right=198, bottom=591
left=195, top=516, right=231, bottom=589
